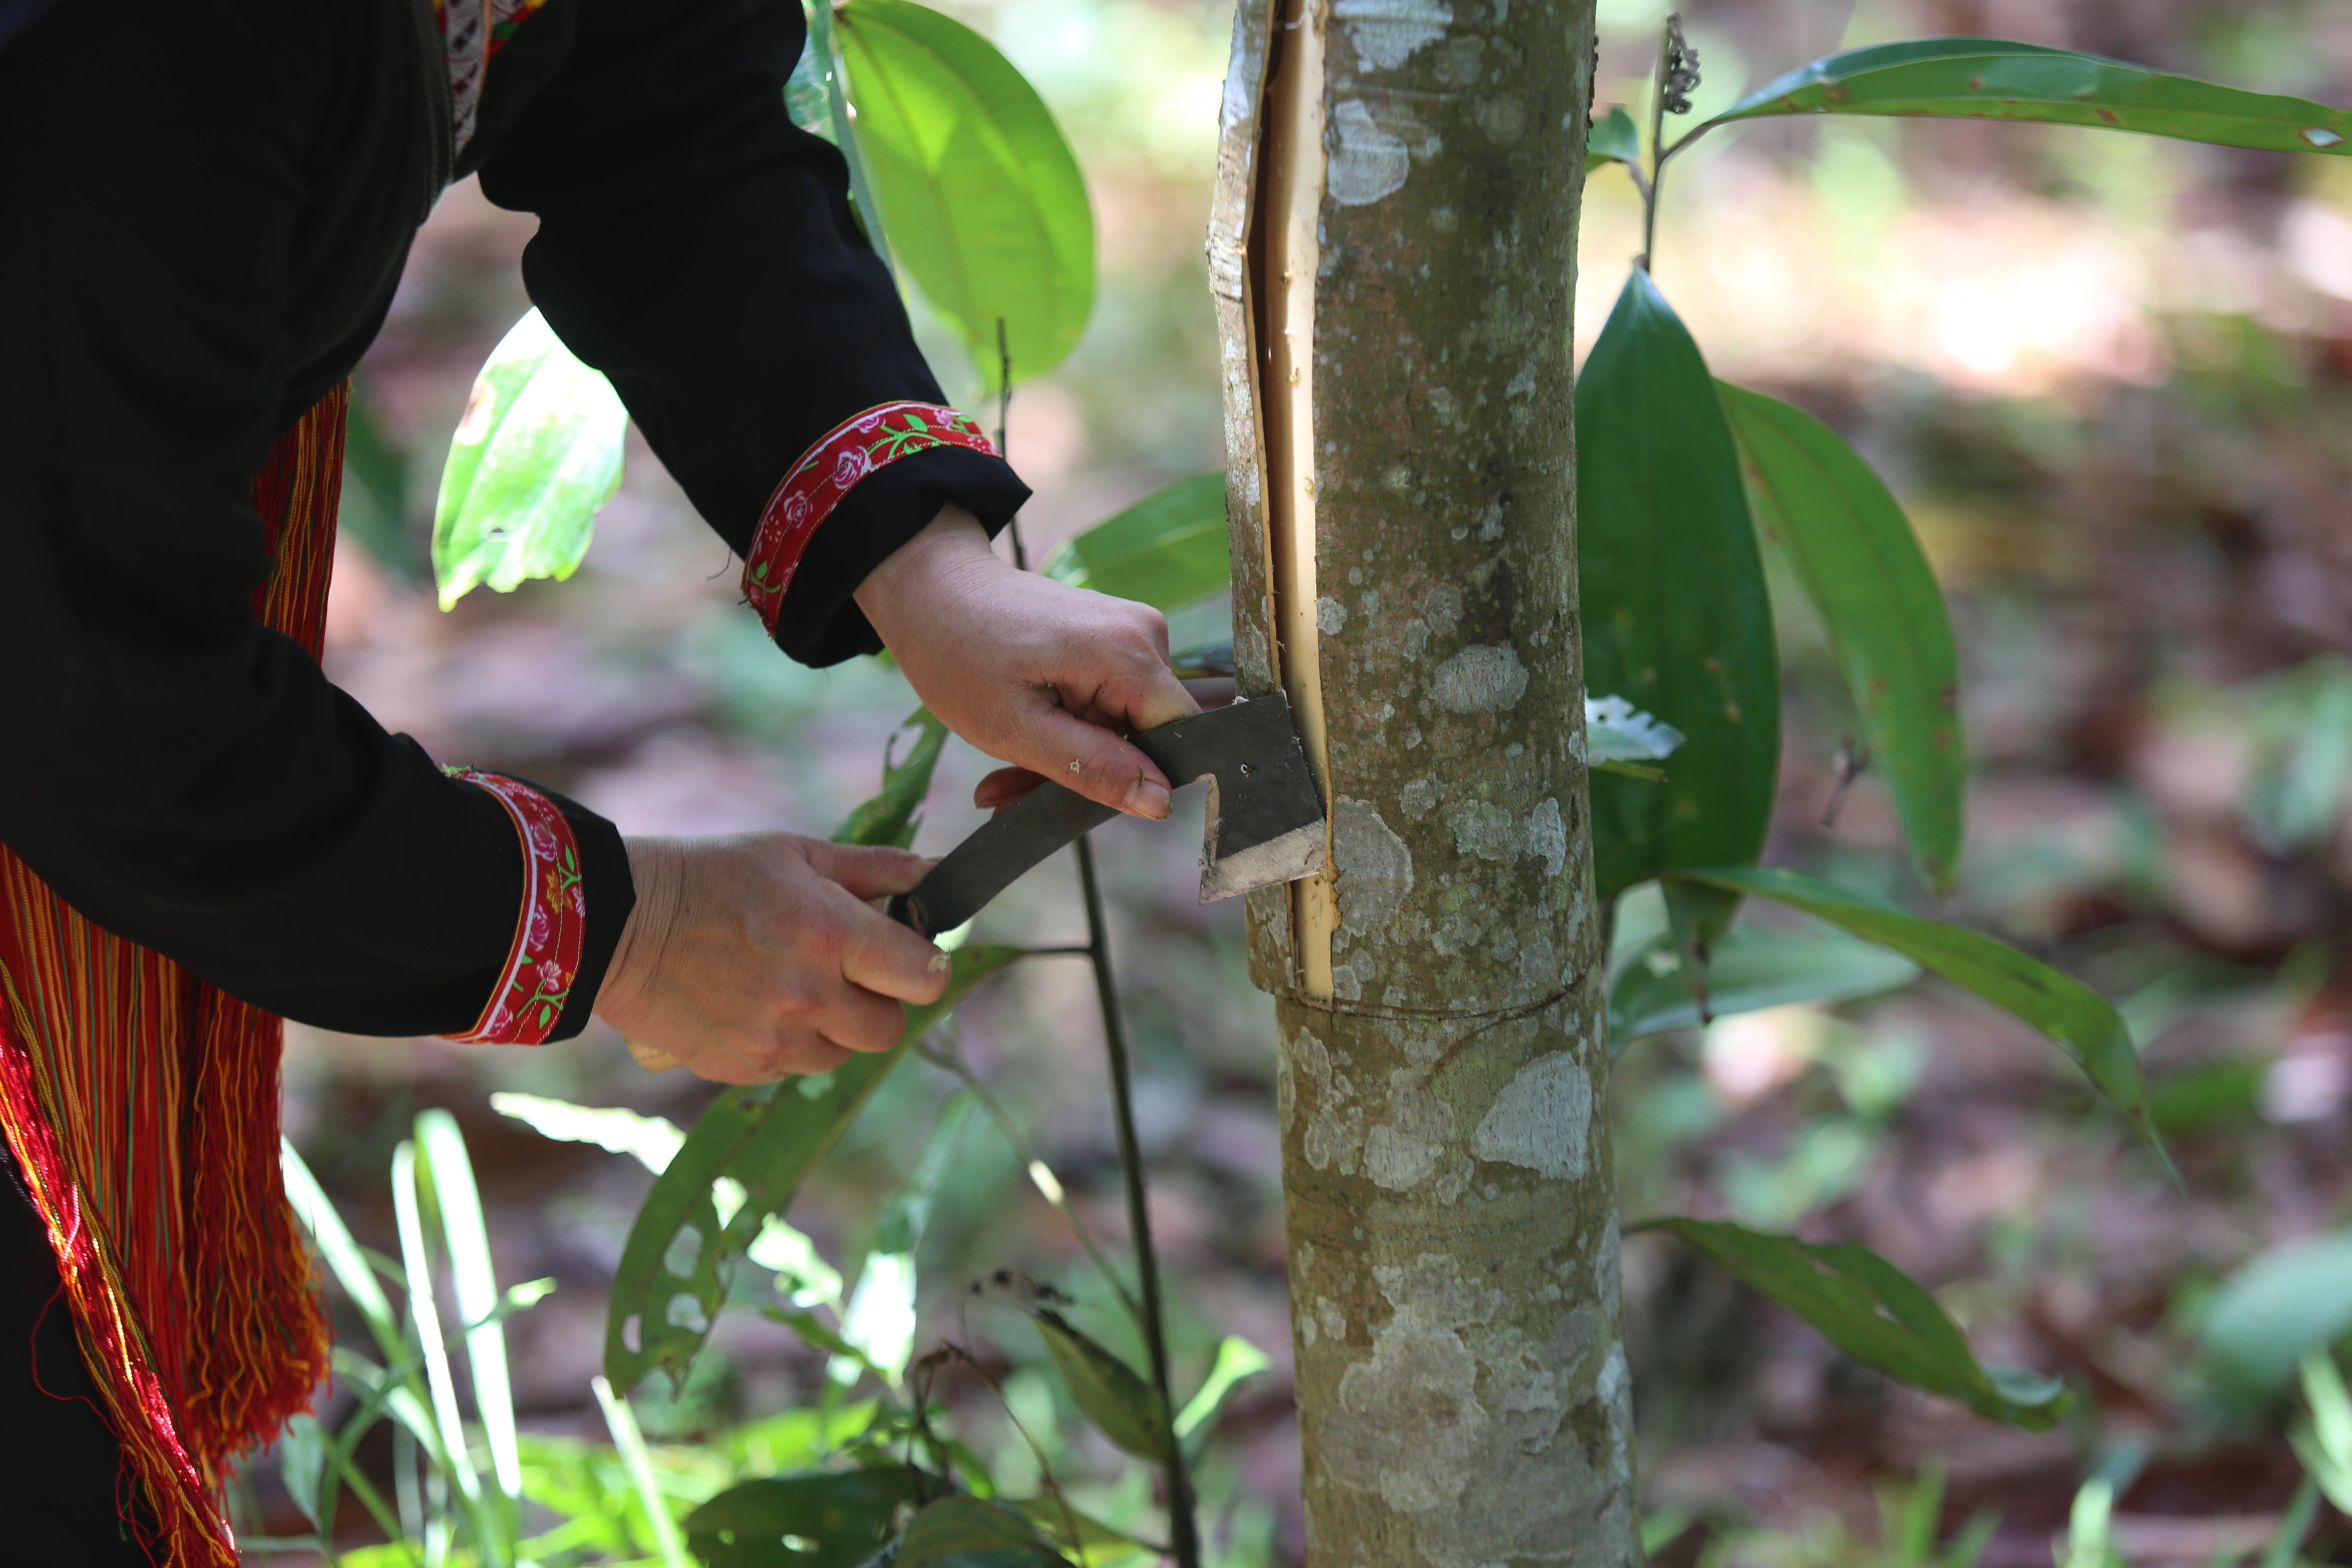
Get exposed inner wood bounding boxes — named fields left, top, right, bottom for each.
left=1254, top=0, right=1335, bottom=1000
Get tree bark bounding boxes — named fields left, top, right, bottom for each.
left=1209, top=0, right=1635, bottom=1563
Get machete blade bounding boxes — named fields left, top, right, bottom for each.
left=887, top=695, right=1327, bottom=938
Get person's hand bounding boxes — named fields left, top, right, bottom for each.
left=854, top=507, right=1200, bottom=818
left=593, top=834, right=949, bottom=1084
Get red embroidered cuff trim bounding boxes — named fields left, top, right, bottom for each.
left=442, top=769, right=586, bottom=1047
left=741, top=401, right=998, bottom=635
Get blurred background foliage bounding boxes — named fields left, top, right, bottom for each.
left=276, top=0, right=2352, bottom=1563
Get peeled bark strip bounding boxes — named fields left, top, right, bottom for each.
left=1209, top=0, right=1635, bottom=1562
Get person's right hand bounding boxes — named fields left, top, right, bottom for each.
left=592, top=834, right=950, bottom=1084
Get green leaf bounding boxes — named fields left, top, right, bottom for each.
left=2198, top=1228, right=2352, bottom=1391
left=591, top=1375, right=693, bottom=1568
left=1609, top=918, right=1921, bottom=1049
left=833, top=708, right=952, bottom=849
left=1668, top=864, right=2169, bottom=1172
left=898, top=1496, right=1075, bottom=1568
left=1010, top=1498, right=1153, bottom=1564
left=1632, top=1217, right=2072, bottom=1429
left=279, top=1413, right=328, bottom=1532
left=432, top=309, right=627, bottom=609
left=603, top=946, right=1024, bottom=1393
left=761, top=1307, right=879, bottom=1372
left=1586, top=103, right=1642, bottom=169
left=1697, top=38, right=2352, bottom=156
left=836, top=0, right=1095, bottom=388
left=282, top=1139, right=404, bottom=1363
left=1173, top=1334, right=1273, bottom=1441
left=683, top=1470, right=925, bottom=1568
left=490, top=1091, right=686, bottom=1175
left=1038, top=473, right=1230, bottom=611
left=2292, top=1352, right=2352, bottom=1516
left=416, top=1109, right=524, bottom=1503
left=1032, top=1308, right=1170, bottom=1460
left=1718, top=383, right=1964, bottom=894
left=1576, top=272, right=1779, bottom=947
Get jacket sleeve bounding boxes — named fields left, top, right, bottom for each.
left=473, top=0, right=1032, bottom=668
left=0, top=0, right=630, bottom=1041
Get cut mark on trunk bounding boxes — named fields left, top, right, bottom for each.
left=1257, top=0, right=1337, bottom=1000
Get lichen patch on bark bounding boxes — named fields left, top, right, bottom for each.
left=1316, top=1253, right=1626, bottom=1565
left=1472, top=1056, right=1592, bottom=1179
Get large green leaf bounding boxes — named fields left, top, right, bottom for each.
left=1719, top=383, right=1965, bottom=895
left=432, top=309, right=627, bottom=609
left=1609, top=918, right=1920, bottom=1049
left=897, top=1496, right=1074, bottom=1568
left=2197, top=1228, right=2352, bottom=1392
left=1668, top=865, right=2170, bottom=1174
left=604, top=945, right=1023, bottom=1392
left=1633, top=1218, right=2071, bottom=1430
left=1695, top=38, right=2352, bottom=156
left=604, top=684, right=983, bottom=1390
left=1038, top=473, right=1230, bottom=612
left=684, top=1470, right=925, bottom=1568
left=836, top=0, right=1094, bottom=388
left=1576, top=272, right=1779, bottom=944
left=1032, top=1308, right=1170, bottom=1461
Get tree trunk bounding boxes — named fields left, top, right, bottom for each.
left=1209, top=0, right=1634, bottom=1563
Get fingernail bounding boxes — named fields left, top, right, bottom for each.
left=1127, top=776, right=1172, bottom=819
left=928, top=952, right=952, bottom=973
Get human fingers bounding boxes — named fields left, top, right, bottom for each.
left=797, top=839, right=935, bottom=901
left=687, top=1033, right=855, bottom=1086
left=1014, top=699, right=1184, bottom=819
left=1073, top=642, right=1200, bottom=735
left=974, top=765, right=1045, bottom=812
left=838, top=897, right=954, bottom=1008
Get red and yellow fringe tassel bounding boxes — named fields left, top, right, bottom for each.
left=0, top=383, right=348, bottom=1563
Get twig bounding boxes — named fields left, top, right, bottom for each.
left=1642, top=13, right=1704, bottom=271
left=914, top=1341, right=1120, bottom=1558
left=1821, top=738, right=1869, bottom=828
left=1075, top=835, right=1199, bottom=1568
left=997, top=317, right=1025, bottom=570
left=996, top=341, right=1198, bottom=1568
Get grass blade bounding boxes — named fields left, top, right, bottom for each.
left=282, top=1139, right=404, bottom=1362
left=592, top=1375, right=691, bottom=1568
left=416, top=1110, right=523, bottom=1504
left=390, top=1142, right=485, bottom=1510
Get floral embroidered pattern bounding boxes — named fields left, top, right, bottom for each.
left=431, top=0, right=557, bottom=157
left=741, top=402, right=998, bottom=635
left=442, top=769, right=585, bottom=1047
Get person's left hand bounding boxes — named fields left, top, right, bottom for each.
left=855, top=507, right=1200, bottom=818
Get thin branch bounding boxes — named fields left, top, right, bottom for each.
left=1075, top=835, right=1199, bottom=1568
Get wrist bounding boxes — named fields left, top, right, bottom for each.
left=853, top=505, right=1001, bottom=645
left=597, top=836, right=684, bottom=1032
